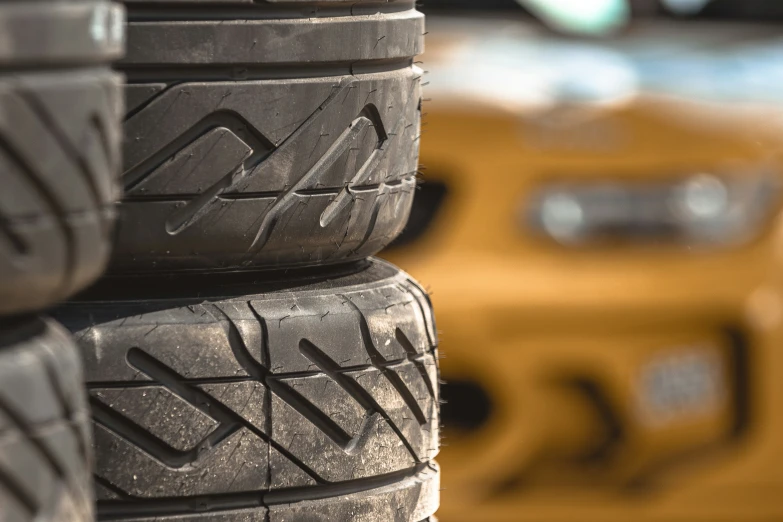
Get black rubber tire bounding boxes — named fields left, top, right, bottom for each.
left=113, top=0, right=424, bottom=273
left=55, top=259, right=440, bottom=521
left=0, top=317, right=94, bottom=522
left=0, top=0, right=125, bottom=315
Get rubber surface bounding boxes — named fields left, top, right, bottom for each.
left=0, top=317, right=94, bottom=522
left=114, top=0, right=424, bottom=272
left=0, top=0, right=124, bottom=315
left=55, top=259, right=440, bottom=521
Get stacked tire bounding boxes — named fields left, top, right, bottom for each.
left=0, top=0, right=125, bottom=520
left=55, top=1, right=439, bottom=521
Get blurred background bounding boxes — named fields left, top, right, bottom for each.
left=380, top=0, right=783, bottom=520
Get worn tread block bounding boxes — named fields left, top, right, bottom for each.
left=0, top=70, right=123, bottom=314
left=114, top=0, right=423, bottom=273
left=55, top=259, right=439, bottom=521
left=0, top=318, right=94, bottom=522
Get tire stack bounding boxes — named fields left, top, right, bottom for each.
left=55, top=1, right=439, bottom=520
left=0, top=0, right=125, bottom=520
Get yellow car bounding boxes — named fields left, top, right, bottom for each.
left=383, top=14, right=783, bottom=522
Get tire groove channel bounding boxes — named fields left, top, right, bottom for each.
left=0, top=131, right=75, bottom=295
left=96, top=463, right=428, bottom=520
left=204, top=305, right=327, bottom=483
left=344, top=298, right=427, bottom=425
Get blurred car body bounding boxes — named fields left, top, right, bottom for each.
left=382, top=12, right=783, bottom=521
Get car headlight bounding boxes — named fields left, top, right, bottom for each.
left=527, top=171, right=781, bottom=246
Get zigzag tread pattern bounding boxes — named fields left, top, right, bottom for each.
left=55, top=261, right=439, bottom=519
left=115, top=67, right=422, bottom=271
left=0, top=318, right=94, bottom=522
left=0, top=69, right=122, bottom=314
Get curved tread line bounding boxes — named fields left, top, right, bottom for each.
left=343, top=299, right=428, bottom=425
left=319, top=91, right=414, bottom=228
left=94, top=475, right=133, bottom=501
left=0, top=389, right=68, bottom=482
left=267, top=375, right=366, bottom=452
left=248, top=110, right=370, bottom=251
left=207, top=304, right=377, bottom=456
left=124, top=109, right=270, bottom=190
left=236, top=76, right=351, bottom=253
left=298, top=336, right=422, bottom=461
left=203, top=304, right=266, bottom=381
left=89, top=112, right=122, bottom=212
left=164, top=162, right=246, bottom=234
left=90, top=390, right=232, bottom=470
left=402, top=279, right=438, bottom=350
left=0, top=460, right=38, bottom=516
left=120, top=58, right=414, bottom=83
left=269, top=354, right=431, bottom=379
left=126, top=346, right=248, bottom=463
left=121, top=172, right=416, bottom=202
left=92, top=346, right=325, bottom=485
left=201, top=305, right=326, bottom=483
left=124, top=82, right=180, bottom=122
left=121, top=70, right=418, bottom=262
left=39, top=347, right=91, bottom=468
left=246, top=302, right=274, bottom=504
left=87, top=375, right=260, bottom=389
left=335, top=74, right=421, bottom=252
left=395, top=328, right=436, bottom=400
left=349, top=185, right=386, bottom=256
left=125, top=78, right=370, bottom=242
left=95, top=463, right=431, bottom=520
left=18, top=92, right=104, bottom=219
left=128, top=346, right=303, bottom=475
left=318, top=104, right=387, bottom=227
left=290, top=339, right=383, bottom=454
left=0, top=132, right=75, bottom=295
left=263, top=462, right=430, bottom=505
left=0, top=214, right=29, bottom=257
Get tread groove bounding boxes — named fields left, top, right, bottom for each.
left=0, top=132, right=75, bottom=295
left=0, top=462, right=37, bottom=516
left=0, top=376, right=68, bottom=481
left=0, top=70, right=120, bottom=314
left=124, top=109, right=271, bottom=190
left=0, top=319, right=95, bottom=520
left=404, top=279, right=438, bottom=350
left=124, top=82, right=179, bottom=122
left=208, top=304, right=380, bottom=456
left=298, top=337, right=422, bottom=461
left=345, top=300, right=428, bottom=425
left=0, top=215, right=29, bottom=257
left=19, top=91, right=104, bottom=216
left=91, top=393, right=230, bottom=470
left=96, top=463, right=430, bottom=520
left=93, top=346, right=325, bottom=483
left=40, top=350, right=91, bottom=466
left=157, top=309, right=329, bottom=484
left=94, top=475, right=133, bottom=500
left=57, top=261, right=438, bottom=518
left=121, top=174, right=417, bottom=202
left=246, top=80, right=361, bottom=251
left=396, top=327, right=436, bottom=400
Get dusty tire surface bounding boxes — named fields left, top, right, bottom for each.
left=0, top=0, right=125, bottom=315
left=0, top=317, right=95, bottom=522
left=55, top=259, right=440, bottom=521
left=114, top=0, right=424, bottom=273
